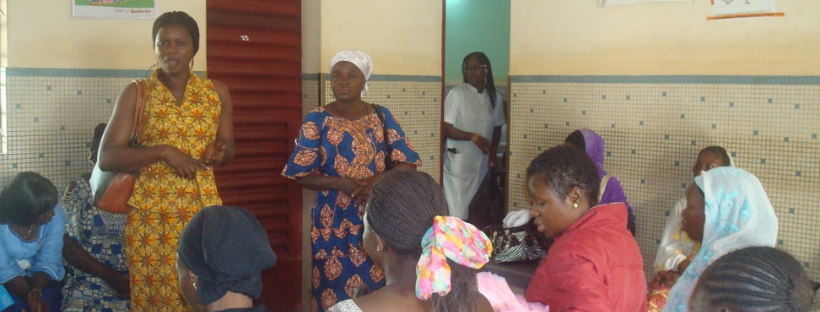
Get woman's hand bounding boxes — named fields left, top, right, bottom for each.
left=472, top=134, right=491, bottom=154
left=351, top=175, right=382, bottom=205
left=202, top=140, right=230, bottom=166
left=660, top=271, right=681, bottom=288
left=339, top=177, right=365, bottom=198
left=103, top=271, right=130, bottom=299
left=163, top=146, right=208, bottom=179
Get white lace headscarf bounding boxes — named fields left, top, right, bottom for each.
left=330, top=50, right=373, bottom=98
left=663, top=167, right=778, bottom=312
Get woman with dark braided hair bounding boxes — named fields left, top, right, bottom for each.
left=443, top=52, right=506, bottom=220
left=328, top=170, right=493, bottom=312
left=690, top=246, right=819, bottom=312
left=664, top=167, right=779, bottom=311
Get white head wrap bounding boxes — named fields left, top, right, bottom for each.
left=663, top=167, right=778, bottom=312
left=330, top=50, right=373, bottom=98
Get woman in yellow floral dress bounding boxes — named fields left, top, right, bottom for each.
left=283, top=50, right=421, bottom=312
left=98, top=11, right=234, bottom=311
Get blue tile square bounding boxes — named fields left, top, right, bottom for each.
left=631, top=149, right=636, bottom=154
left=680, top=114, right=685, bottom=119
left=681, top=183, right=687, bottom=189
left=664, top=211, right=669, bottom=216
left=60, top=126, right=66, bottom=131
left=606, top=151, right=611, bottom=157
left=626, top=95, right=631, bottom=100
left=664, top=134, right=669, bottom=140
left=563, top=98, right=567, bottom=102
left=582, top=110, right=586, bottom=115
left=731, top=152, right=737, bottom=157
left=402, top=88, right=406, bottom=92
left=430, top=156, right=434, bottom=160
left=542, top=90, right=546, bottom=94
left=701, top=96, right=706, bottom=102
left=513, top=203, right=518, bottom=207
left=413, top=130, right=418, bottom=135
left=656, top=239, right=661, bottom=245
left=86, top=142, right=91, bottom=148
left=784, top=137, right=789, bottom=142
left=404, top=111, right=408, bottom=115
left=386, top=94, right=391, bottom=99
left=795, top=104, right=800, bottom=109
left=516, top=174, right=521, bottom=178
left=432, top=98, right=437, bottom=102
left=77, top=90, right=82, bottom=95
left=544, top=124, right=549, bottom=129
left=796, top=171, right=802, bottom=177
left=421, top=91, right=425, bottom=95
left=611, top=123, right=616, bottom=128
left=34, top=117, right=39, bottom=122
left=711, top=124, right=717, bottom=129
left=778, top=239, right=784, bottom=246
left=421, top=111, right=425, bottom=115
left=538, top=146, right=542, bottom=151
left=691, top=140, right=696, bottom=146
left=813, top=133, right=817, bottom=139
left=804, top=262, right=810, bottom=268
left=530, top=108, right=534, bottom=113
left=639, top=121, right=644, bottom=126
left=513, top=93, right=517, bottom=97
left=729, top=102, right=734, bottom=107
left=662, top=92, right=667, bottom=97
left=675, top=161, right=680, bottom=167
left=15, top=104, right=21, bottom=109
left=12, top=163, right=17, bottom=168
left=65, top=161, right=71, bottom=166
left=641, top=179, right=645, bottom=185
left=523, top=134, right=528, bottom=138
left=566, top=121, right=570, bottom=126
left=789, top=208, right=795, bottom=214
left=767, top=98, right=773, bottom=104
left=46, top=85, right=52, bottom=91
left=39, top=153, right=44, bottom=158
left=760, top=159, right=766, bottom=164
left=602, top=95, right=606, bottom=100
left=753, top=130, right=758, bottom=136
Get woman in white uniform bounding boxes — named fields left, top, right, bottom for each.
left=443, top=52, right=505, bottom=219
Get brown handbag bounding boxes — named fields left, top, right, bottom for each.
left=89, top=79, right=147, bottom=214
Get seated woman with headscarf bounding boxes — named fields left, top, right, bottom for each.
left=328, top=170, right=493, bottom=312
left=523, top=145, right=646, bottom=311
left=176, top=206, right=277, bottom=312
left=564, top=129, right=636, bottom=236
left=690, top=246, right=819, bottom=312
left=648, top=145, right=732, bottom=312
left=663, top=167, right=779, bottom=312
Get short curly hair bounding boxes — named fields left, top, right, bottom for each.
left=526, top=144, right=600, bottom=207
left=0, top=172, right=57, bottom=226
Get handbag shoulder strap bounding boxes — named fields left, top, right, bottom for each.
left=372, top=104, right=390, bottom=148
left=598, top=175, right=611, bottom=203
left=131, top=79, right=148, bottom=144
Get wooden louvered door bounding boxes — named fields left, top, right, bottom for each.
left=206, top=1, right=302, bottom=310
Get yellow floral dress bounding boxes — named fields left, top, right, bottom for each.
left=125, top=69, right=223, bottom=311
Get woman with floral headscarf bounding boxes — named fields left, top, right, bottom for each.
left=328, top=170, right=492, bottom=312
left=663, top=167, right=778, bottom=312
left=283, top=50, right=421, bottom=311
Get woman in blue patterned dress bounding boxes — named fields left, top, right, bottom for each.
left=61, top=123, right=130, bottom=311
left=282, top=50, right=421, bottom=312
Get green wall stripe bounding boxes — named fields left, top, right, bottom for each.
left=7, top=67, right=205, bottom=78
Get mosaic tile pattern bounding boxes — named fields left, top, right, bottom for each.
left=508, top=79, right=820, bottom=281
left=0, top=74, right=135, bottom=190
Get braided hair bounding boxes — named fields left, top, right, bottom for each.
left=694, top=246, right=819, bottom=312
left=366, top=170, right=482, bottom=312
left=461, top=52, right=498, bottom=110
left=526, top=144, right=600, bottom=207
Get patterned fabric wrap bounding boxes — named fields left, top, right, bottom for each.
left=415, top=216, right=493, bottom=300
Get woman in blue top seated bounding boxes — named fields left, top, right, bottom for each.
left=0, top=172, right=65, bottom=312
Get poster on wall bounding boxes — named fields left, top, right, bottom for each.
left=72, top=0, right=157, bottom=19
left=598, top=0, right=691, bottom=7
left=713, top=0, right=775, bottom=16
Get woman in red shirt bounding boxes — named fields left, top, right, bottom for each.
left=523, top=145, right=646, bottom=311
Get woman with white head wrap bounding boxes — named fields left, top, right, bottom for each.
left=663, top=167, right=778, bottom=312
left=282, top=50, right=421, bottom=311
left=649, top=146, right=735, bottom=312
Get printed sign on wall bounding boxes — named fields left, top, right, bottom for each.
left=73, top=0, right=157, bottom=19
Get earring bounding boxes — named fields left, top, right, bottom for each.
left=376, top=245, right=381, bottom=252
left=573, top=202, right=579, bottom=209
left=192, top=281, right=197, bottom=290
left=190, top=59, right=195, bottom=68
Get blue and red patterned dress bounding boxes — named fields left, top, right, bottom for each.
left=282, top=106, right=420, bottom=312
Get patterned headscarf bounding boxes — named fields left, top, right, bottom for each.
left=663, top=167, right=778, bottom=311
left=415, top=216, right=493, bottom=300
left=330, top=50, right=373, bottom=97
